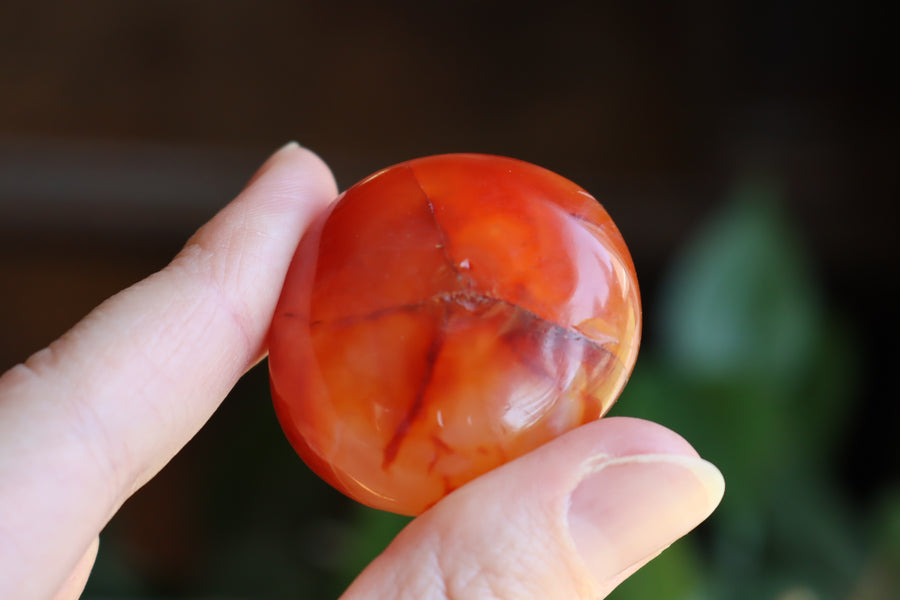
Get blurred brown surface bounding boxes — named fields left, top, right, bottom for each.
left=0, top=1, right=896, bottom=595
left=1, top=1, right=895, bottom=355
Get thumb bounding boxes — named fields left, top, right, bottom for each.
left=342, top=417, right=724, bottom=599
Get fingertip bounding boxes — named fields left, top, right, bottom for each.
left=240, top=142, right=339, bottom=210
left=276, top=142, right=339, bottom=199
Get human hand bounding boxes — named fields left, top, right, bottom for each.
left=0, top=143, right=724, bottom=599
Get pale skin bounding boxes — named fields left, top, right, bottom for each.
left=0, top=144, right=724, bottom=599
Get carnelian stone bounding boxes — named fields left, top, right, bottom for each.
left=268, top=154, right=641, bottom=515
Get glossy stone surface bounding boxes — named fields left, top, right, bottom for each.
left=268, top=154, right=641, bottom=515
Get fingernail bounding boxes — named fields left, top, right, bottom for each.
left=567, top=453, right=724, bottom=583
left=276, top=140, right=301, bottom=153
left=244, top=141, right=302, bottom=189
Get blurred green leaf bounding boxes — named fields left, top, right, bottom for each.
left=631, top=178, right=856, bottom=503
left=658, top=179, right=821, bottom=389
left=614, top=177, right=870, bottom=599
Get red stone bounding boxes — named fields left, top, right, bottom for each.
left=268, top=154, right=641, bottom=515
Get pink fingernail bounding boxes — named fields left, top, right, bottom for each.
left=567, top=454, right=724, bottom=584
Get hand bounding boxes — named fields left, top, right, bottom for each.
left=0, top=143, right=724, bottom=599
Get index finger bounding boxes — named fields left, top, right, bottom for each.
left=0, top=143, right=337, bottom=599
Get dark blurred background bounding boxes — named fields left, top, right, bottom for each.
left=1, top=1, right=897, bottom=598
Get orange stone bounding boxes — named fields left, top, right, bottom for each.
left=268, top=154, right=641, bottom=515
